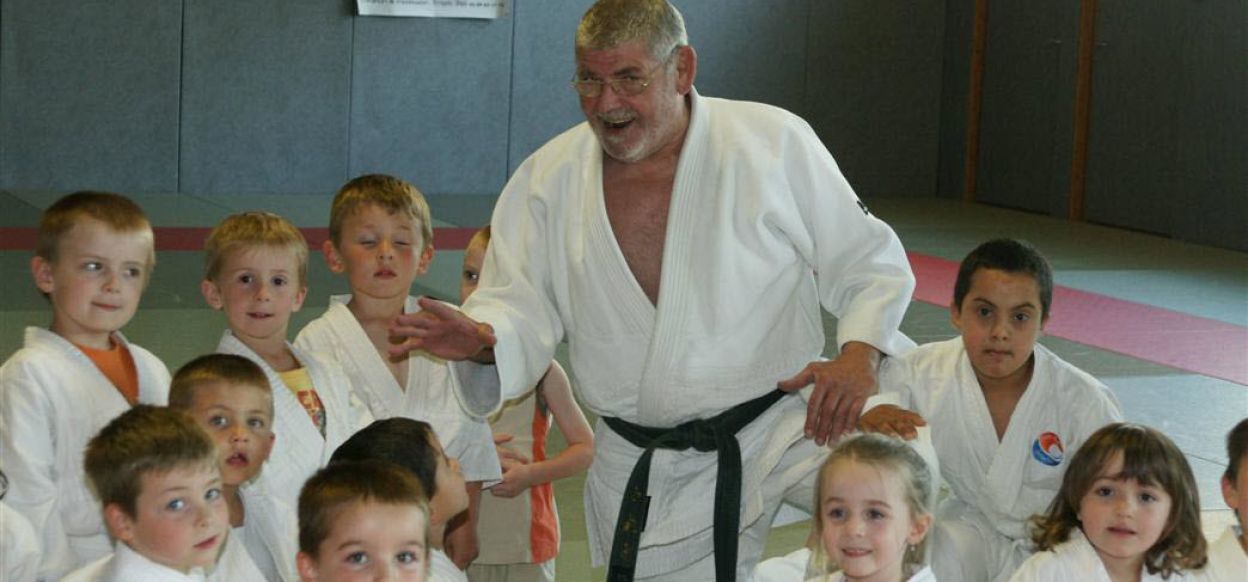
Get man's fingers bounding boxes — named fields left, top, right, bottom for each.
left=386, top=337, right=418, bottom=358
left=828, top=392, right=857, bottom=442
left=493, top=433, right=514, bottom=445
left=814, top=393, right=839, bottom=446
left=839, top=397, right=866, bottom=438
left=475, top=323, right=498, bottom=348
left=803, top=382, right=825, bottom=439
left=777, top=369, right=813, bottom=393
left=417, top=295, right=458, bottom=318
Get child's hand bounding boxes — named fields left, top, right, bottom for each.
left=491, top=462, right=534, bottom=498
left=493, top=433, right=532, bottom=465
left=857, top=405, right=927, bottom=440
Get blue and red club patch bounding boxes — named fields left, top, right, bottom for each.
left=1032, top=431, right=1065, bottom=467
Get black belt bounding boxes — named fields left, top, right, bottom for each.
left=603, top=388, right=789, bottom=582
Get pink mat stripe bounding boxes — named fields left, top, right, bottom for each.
left=0, top=226, right=480, bottom=252
left=907, top=252, right=1248, bottom=386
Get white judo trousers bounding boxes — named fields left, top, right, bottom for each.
left=454, top=89, right=916, bottom=577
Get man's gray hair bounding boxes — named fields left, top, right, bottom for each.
left=576, top=0, right=688, bottom=62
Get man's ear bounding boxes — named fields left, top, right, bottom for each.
left=104, top=503, right=136, bottom=543
left=322, top=239, right=346, bottom=274
left=675, top=45, right=697, bottom=94
left=201, top=279, right=224, bottom=310
left=31, top=256, right=55, bottom=295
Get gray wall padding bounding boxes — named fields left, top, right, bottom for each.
left=936, top=0, right=974, bottom=201
left=682, top=0, right=809, bottom=117
left=974, top=0, right=1079, bottom=217
left=179, top=1, right=352, bottom=194
left=350, top=14, right=513, bottom=195
left=0, top=0, right=182, bottom=192
left=507, top=0, right=587, bottom=174
left=2, top=1, right=1243, bottom=250
left=805, top=1, right=946, bottom=198
left=1085, top=0, right=1247, bottom=250
left=1, top=0, right=946, bottom=202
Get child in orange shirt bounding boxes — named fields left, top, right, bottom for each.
left=1, top=192, right=170, bottom=579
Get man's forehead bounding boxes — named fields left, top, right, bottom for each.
left=576, top=40, right=656, bottom=71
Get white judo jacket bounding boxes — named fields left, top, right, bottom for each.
left=236, top=484, right=300, bottom=582
left=455, top=89, right=916, bottom=575
left=1009, top=530, right=1186, bottom=581
left=296, top=295, right=501, bottom=483
left=0, top=327, right=170, bottom=580
left=215, top=331, right=372, bottom=510
left=63, top=542, right=207, bottom=582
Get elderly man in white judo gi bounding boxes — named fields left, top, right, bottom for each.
left=391, top=1, right=916, bottom=580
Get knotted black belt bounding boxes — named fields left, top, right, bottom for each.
left=603, top=388, right=789, bottom=582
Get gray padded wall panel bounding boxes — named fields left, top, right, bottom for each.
left=974, top=1, right=1078, bottom=216
left=180, top=1, right=351, bottom=195
left=350, top=14, right=513, bottom=195
left=1086, top=1, right=1247, bottom=251
left=805, top=1, right=945, bottom=198
left=936, top=0, right=973, bottom=199
left=507, top=0, right=586, bottom=174
left=1170, top=1, right=1246, bottom=251
left=0, top=0, right=181, bottom=192
left=679, top=0, right=808, bottom=116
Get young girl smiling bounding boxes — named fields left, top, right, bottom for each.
left=1011, top=423, right=1207, bottom=581
left=810, top=433, right=937, bottom=582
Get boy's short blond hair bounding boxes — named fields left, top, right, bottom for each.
left=203, top=211, right=308, bottom=286
left=168, top=353, right=273, bottom=413
left=329, top=174, right=433, bottom=251
left=298, top=460, right=431, bottom=557
left=84, top=405, right=217, bottom=518
left=36, top=191, right=155, bottom=268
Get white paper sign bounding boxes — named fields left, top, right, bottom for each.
left=358, top=0, right=508, bottom=19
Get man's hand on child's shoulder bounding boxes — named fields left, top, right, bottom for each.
left=858, top=405, right=927, bottom=440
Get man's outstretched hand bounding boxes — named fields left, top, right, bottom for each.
left=389, top=296, right=497, bottom=363
left=777, top=341, right=881, bottom=446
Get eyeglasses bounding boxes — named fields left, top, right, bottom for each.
left=570, top=50, right=676, bottom=98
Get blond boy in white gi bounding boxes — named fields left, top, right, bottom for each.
left=201, top=211, right=372, bottom=511
left=1, top=191, right=171, bottom=580
left=169, top=354, right=301, bottom=581
left=295, top=174, right=500, bottom=567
